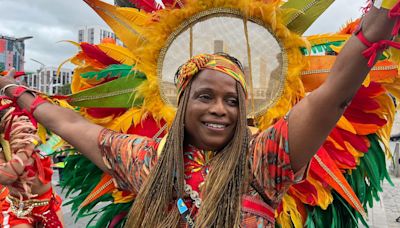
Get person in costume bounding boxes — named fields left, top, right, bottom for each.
left=0, top=105, right=64, bottom=228
left=1, top=2, right=400, bottom=227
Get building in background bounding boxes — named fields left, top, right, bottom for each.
left=20, top=66, right=73, bottom=95
left=114, top=0, right=136, bottom=7
left=0, top=35, right=32, bottom=72
left=78, top=25, right=123, bottom=45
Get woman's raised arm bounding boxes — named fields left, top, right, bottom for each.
left=288, top=4, right=398, bottom=172
left=0, top=69, right=107, bottom=172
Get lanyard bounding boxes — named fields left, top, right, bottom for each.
left=177, top=198, right=195, bottom=228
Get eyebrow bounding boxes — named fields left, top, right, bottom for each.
left=192, top=88, right=238, bottom=97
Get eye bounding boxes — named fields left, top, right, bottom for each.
left=198, top=94, right=212, bottom=101
left=226, top=97, right=238, bottom=106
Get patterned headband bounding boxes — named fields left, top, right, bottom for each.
left=175, top=54, right=247, bottom=101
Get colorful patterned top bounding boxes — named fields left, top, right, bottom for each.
left=98, top=117, right=307, bottom=227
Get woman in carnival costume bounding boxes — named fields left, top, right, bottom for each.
left=0, top=103, right=64, bottom=227
left=2, top=0, right=400, bottom=227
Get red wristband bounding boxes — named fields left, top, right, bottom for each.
left=10, top=86, right=28, bottom=98
left=30, top=96, right=48, bottom=114
left=355, top=29, right=400, bottom=67
left=8, top=86, right=36, bottom=104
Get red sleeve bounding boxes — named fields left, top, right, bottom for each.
left=249, top=118, right=308, bottom=206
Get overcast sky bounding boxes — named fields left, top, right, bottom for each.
left=0, top=0, right=366, bottom=72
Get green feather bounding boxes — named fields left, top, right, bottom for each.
left=353, top=168, right=366, bottom=204
left=281, top=0, right=335, bottom=35
left=331, top=203, right=338, bottom=228
left=361, top=153, right=382, bottom=191
left=332, top=191, right=359, bottom=227
left=81, top=64, right=135, bottom=80
left=69, top=71, right=146, bottom=108
left=305, top=207, right=316, bottom=228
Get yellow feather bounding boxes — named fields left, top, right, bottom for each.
left=280, top=194, right=304, bottom=228
left=306, top=34, right=350, bottom=46
left=383, top=77, right=400, bottom=100
left=37, top=124, right=47, bottom=144
left=375, top=94, right=396, bottom=158
left=84, top=0, right=146, bottom=51
left=344, top=141, right=365, bottom=160
left=97, top=43, right=139, bottom=66
left=0, top=134, right=11, bottom=162
left=308, top=175, right=333, bottom=209
left=116, top=7, right=151, bottom=26
left=336, top=116, right=357, bottom=134
left=108, top=108, right=142, bottom=133
left=327, top=136, right=345, bottom=150
left=363, top=74, right=371, bottom=87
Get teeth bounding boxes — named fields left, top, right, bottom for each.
left=205, top=123, right=225, bottom=129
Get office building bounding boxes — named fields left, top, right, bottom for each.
left=0, top=35, right=32, bottom=71
left=20, top=67, right=73, bottom=95
left=78, top=26, right=123, bottom=45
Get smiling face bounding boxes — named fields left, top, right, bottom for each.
left=184, top=69, right=239, bottom=151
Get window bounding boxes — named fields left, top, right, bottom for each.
left=13, top=54, right=18, bottom=70
left=7, top=41, right=13, bottom=52
left=78, top=30, right=84, bottom=42
left=88, top=28, right=95, bottom=44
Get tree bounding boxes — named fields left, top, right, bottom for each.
left=59, top=83, right=71, bottom=95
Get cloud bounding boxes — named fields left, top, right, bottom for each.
left=0, top=0, right=366, bottom=72
left=0, top=0, right=113, bottom=71
left=305, top=0, right=366, bottom=35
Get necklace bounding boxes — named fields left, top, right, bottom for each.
left=184, top=180, right=201, bottom=208
left=183, top=145, right=214, bottom=209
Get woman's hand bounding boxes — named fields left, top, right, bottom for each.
left=0, top=68, right=18, bottom=91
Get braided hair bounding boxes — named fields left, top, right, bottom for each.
left=127, top=53, right=250, bottom=227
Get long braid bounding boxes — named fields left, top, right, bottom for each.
left=126, top=84, right=190, bottom=227
left=126, top=53, right=250, bottom=227
left=195, top=83, right=249, bottom=227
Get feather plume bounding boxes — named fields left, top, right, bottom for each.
left=80, top=42, right=120, bottom=66
left=98, top=43, right=139, bottom=66
left=84, top=0, right=147, bottom=51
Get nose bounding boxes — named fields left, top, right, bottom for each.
left=209, top=98, right=227, bottom=116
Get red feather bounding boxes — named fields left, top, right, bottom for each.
left=86, top=108, right=127, bottom=118
left=80, top=42, right=120, bottom=66
left=288, top=180, right=319, bottom=206
left=129, top=0, right=181, bottom=12
left=309, top=148, right=364, bottom=214
left=328, top=128, right=347, bottom=148
left=127, top=115, right=166, bottom=138
left=338, top=129, right=369, bottom=152
left=344, top=108, right=386, bottom=126
left=323, top=141, right=357, bottom=169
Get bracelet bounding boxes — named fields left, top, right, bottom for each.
left=0, top=84, right=18, bottom=95
left=11, top=86, right=28, bottom=98
left=30, top=96, right=48, bottom=114
left=354, top=27, right=400, bottom=67
left=5, top=86, right=36, bottom=104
